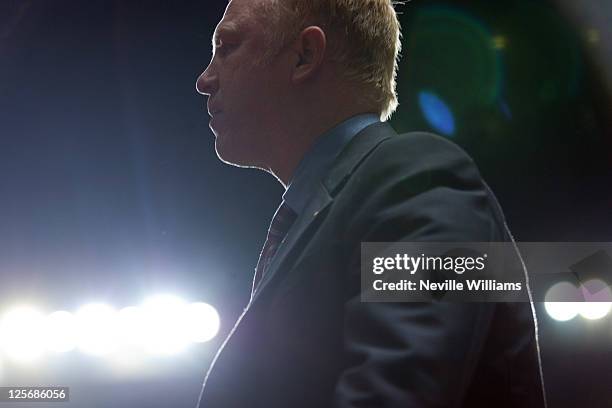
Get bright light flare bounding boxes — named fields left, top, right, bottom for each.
left=186, top=302, right=220, bottom=343
left=141, top=295, right=190, bottom=355
left=544, top=281, right=582, bottom=322
left=76, top=303, right=118, bottom=355
left=544, top=302, right=579, bottom=322
left=580, top=302, right=612, bottom=320
left=0, top=307, right=46, bottom=361
left=579, top=280, right=612, bottom=320
left=45, top=311, right=77, bottom=353
left=0, top=296, right=220, bottom=359
left=117, top=306, right=147, bottom=348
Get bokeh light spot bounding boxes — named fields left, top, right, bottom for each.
left=418, top=91, right=456, bottom=136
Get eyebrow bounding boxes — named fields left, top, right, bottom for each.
left=212, top=22, right=240, bottom=49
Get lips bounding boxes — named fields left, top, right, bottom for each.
left=208, top=106, right=224, bottom=127
left=207, top=102, right=222, bottom=116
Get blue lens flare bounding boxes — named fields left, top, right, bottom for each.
left=418, top=91, right=456, bottom=136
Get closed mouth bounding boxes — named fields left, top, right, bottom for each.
left=207, top=102, right=222, bottom=116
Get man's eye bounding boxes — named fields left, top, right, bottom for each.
left=216, top=41, right=237, bottom=56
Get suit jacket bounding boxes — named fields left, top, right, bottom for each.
left=198, top=122, right=546, bottom=408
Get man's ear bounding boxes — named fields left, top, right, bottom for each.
left=291, top=26, right=326, bottom=83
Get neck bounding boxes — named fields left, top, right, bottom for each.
left=268, top=105, right=377, bottom=188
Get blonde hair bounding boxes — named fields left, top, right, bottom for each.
left=256, top=0, right=402, bottom=121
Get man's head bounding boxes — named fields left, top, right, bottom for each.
left=254, top=0, right=401, bottom=120
left=196, top=0, right=401, bottom=180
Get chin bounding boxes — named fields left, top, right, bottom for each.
left=214, top=134, right=257, bottom=168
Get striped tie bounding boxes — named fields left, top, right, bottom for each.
left=252, top=201, right=298, bottom=293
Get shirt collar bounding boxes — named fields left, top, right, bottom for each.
left=283, top=113, right=380, bottom=215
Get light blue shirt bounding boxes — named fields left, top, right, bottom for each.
left=283, top=114, right=380, bottom=215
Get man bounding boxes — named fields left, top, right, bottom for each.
left=195, top=0, right=546, bottom=407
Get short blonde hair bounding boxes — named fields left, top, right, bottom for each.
left=256, top=0, right=402, bottom=121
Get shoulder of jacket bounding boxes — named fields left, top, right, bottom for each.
left=356, top=131, right=477, bottom=178
left=376, top=131, right=474, bottom=161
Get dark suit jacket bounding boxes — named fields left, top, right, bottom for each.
left=198, top=122, right=546, bottom=408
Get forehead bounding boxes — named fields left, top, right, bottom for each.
left=212, top=0, right=264, bottom=43
left=219, top=0, right=266, bottom=30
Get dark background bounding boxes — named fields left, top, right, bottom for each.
left=1, top=0, right=611, bottom=407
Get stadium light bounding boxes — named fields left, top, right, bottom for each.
left=544, top=279, right=612, bottom=322
left=117, top=306, right=147, bottom=348
left=141, top=295, right=191, bottom=355
left=544, top=281, right=582, bottom=321
left=579, top=302, right=611, bottom=320
left=0, top=306, right=46, bottom=361
left=186, top=302, right=220, bottom=343
left=578, top=279, right=612, bottom=320
left=544, top=302, right=579, bottom=322
left=76, top=303, right=119, bottom=356
left=45, top=311, right=77, bottom=353
left=0, top=296, right=221, bottom=362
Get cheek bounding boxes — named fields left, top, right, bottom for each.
left=226, top=73, right=261, bottom=110
left=224, top=63, right=286, bottom=124
left=236, top=87, right=276, bottom=122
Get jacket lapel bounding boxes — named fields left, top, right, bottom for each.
left=249, top=122, right=396, bottom=304
left=251, top=181, right=332, bottom=303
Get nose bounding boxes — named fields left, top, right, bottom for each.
left=196, top=63, right=218, bottom=96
